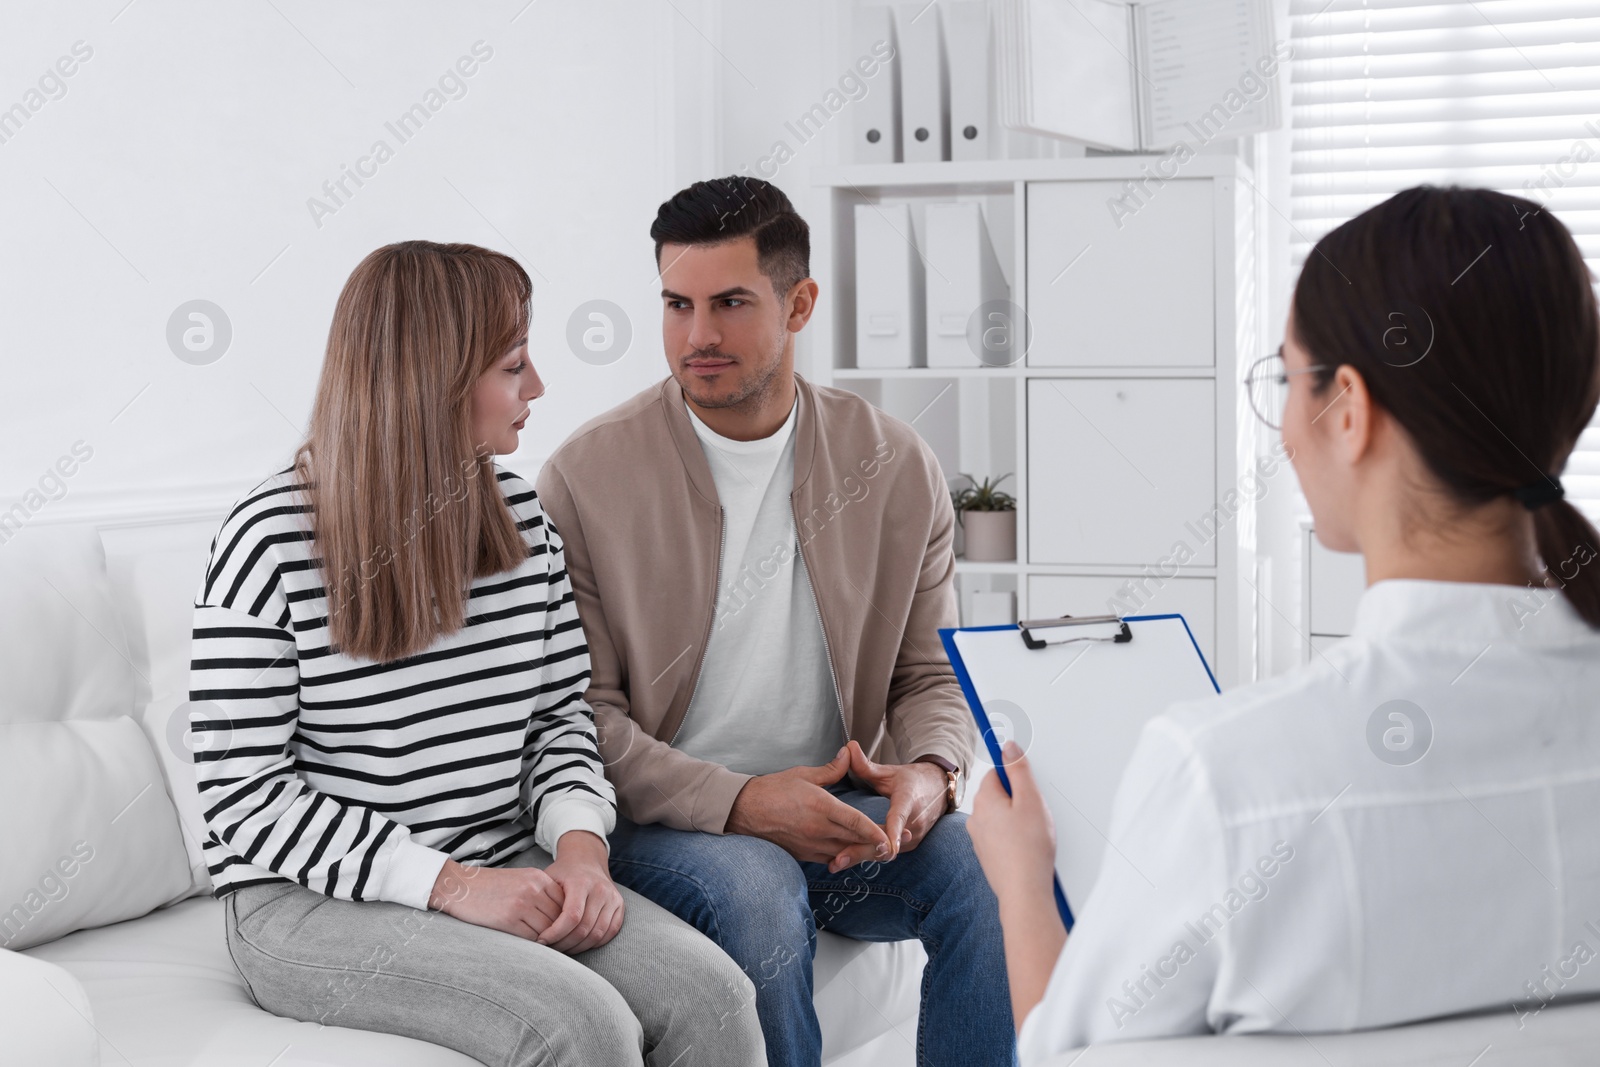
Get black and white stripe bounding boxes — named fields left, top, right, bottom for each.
left=190, top=465, right=614, bottom=907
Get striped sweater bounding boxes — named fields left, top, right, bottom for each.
left=188, top=465, right=615, bottom=910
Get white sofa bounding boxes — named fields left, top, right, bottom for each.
left=0, top=516, right=925, bottom=1067
left=4, top=514, right=1599, bottom=1067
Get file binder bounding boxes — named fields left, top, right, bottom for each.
left=854, top=202, right=923, bottom=369
left=896, top=3, right=949, bottom=163
left=923, top=201, right=1009, bottom=368
left=852, top=5, right=901, bottom=164
left=941, top=614, right=1218, bottom=929
left=944, top=1, right=994, bottom=162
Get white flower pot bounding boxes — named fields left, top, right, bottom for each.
left=960, top=510, right=1016, bottom=562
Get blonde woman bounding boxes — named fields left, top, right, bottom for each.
left=190, top=241, right=763, bottom=1066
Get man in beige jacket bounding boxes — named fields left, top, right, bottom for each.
left=537, top=177, right=1013, bottom=1067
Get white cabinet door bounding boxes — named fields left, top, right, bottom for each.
left=1028, top=574, right=1217, bottom=673
left=1027, top=378, right=1216, bottom=566
left=1026, top=179, right=1214, bottom=368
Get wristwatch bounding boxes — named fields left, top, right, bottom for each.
left=915, top=754, right=961, bottom=814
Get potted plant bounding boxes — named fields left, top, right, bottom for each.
left=952, top=473, right=1017, bottom=562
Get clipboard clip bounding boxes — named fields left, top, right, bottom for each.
left=1019, top=614, right=1132, bottom=651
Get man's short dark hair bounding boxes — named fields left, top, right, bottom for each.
left=650, top=176, right=810, bottom=298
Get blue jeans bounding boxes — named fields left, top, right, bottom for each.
left=608, top=787, right=1016, bottom=1067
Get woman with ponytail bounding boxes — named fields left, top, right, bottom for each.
left=971, top=187, right=1600, bottom=1059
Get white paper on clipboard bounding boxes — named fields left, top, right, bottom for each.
left=950, top=614, right=1219, bottom=913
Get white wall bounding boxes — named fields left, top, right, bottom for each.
left=2, top=0, right=1315, bottom=682
left=713, top=0, right=842, bottom=381
left=0, top=0, right=719, bottom=523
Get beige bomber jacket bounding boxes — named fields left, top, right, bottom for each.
left=535, top=373, right=978, bottom=834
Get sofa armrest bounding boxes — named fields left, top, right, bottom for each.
left=0, top=948, right=100, bottom=1066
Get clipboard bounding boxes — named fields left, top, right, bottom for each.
left=940, top=614, right=1219, bottom=931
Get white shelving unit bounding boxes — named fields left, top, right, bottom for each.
left=807, top=156, right=1261, bottom=687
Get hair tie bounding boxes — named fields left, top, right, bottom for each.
left=1512, top=478, right=1565, bottom=510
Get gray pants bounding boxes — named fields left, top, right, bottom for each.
left=223, top=844, right=766, bottom=1067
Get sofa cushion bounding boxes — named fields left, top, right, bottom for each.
left=0, top=524, right=193, bottom=950
left=815, top=933, right=925, bottom=1060
left=24, top=895, right=924, bottom=1066
left=0, top=523, right=136, bottom=727
left=135, top=695, right=215, bottom=896
left=24, top=896, right=481, bottom=1066
left=102, top=519, right=225, bottom=894
left=0, top=947, right=99, bottom=1067
left=0, top=717, right=193, bottom=951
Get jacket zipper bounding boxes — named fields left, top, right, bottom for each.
left=793, top=500, right=850, bottom=746
left=669, top=504, right=726, bottom=746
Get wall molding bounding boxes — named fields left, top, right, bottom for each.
left=10, top=480, right=255, bottom=532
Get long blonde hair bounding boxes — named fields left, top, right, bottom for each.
left=298, top=241, right=532, bottom=662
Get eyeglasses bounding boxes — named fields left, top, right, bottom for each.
left=1244, top=348, right=1331, bottom=430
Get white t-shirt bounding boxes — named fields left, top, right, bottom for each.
left=1019, top=578, right=1600, bottom=1059
left=672, top=391, right=845, bottom=776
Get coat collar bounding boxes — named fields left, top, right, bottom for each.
left=657, top=371, right=820, bottom=506
left=1351, top=577, right=1595, bottom=648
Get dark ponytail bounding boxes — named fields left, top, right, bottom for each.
left=1292, top=186, right=1600, bottom=628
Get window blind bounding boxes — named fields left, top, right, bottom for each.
left=1289, top=0, right=1600, bottom=520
